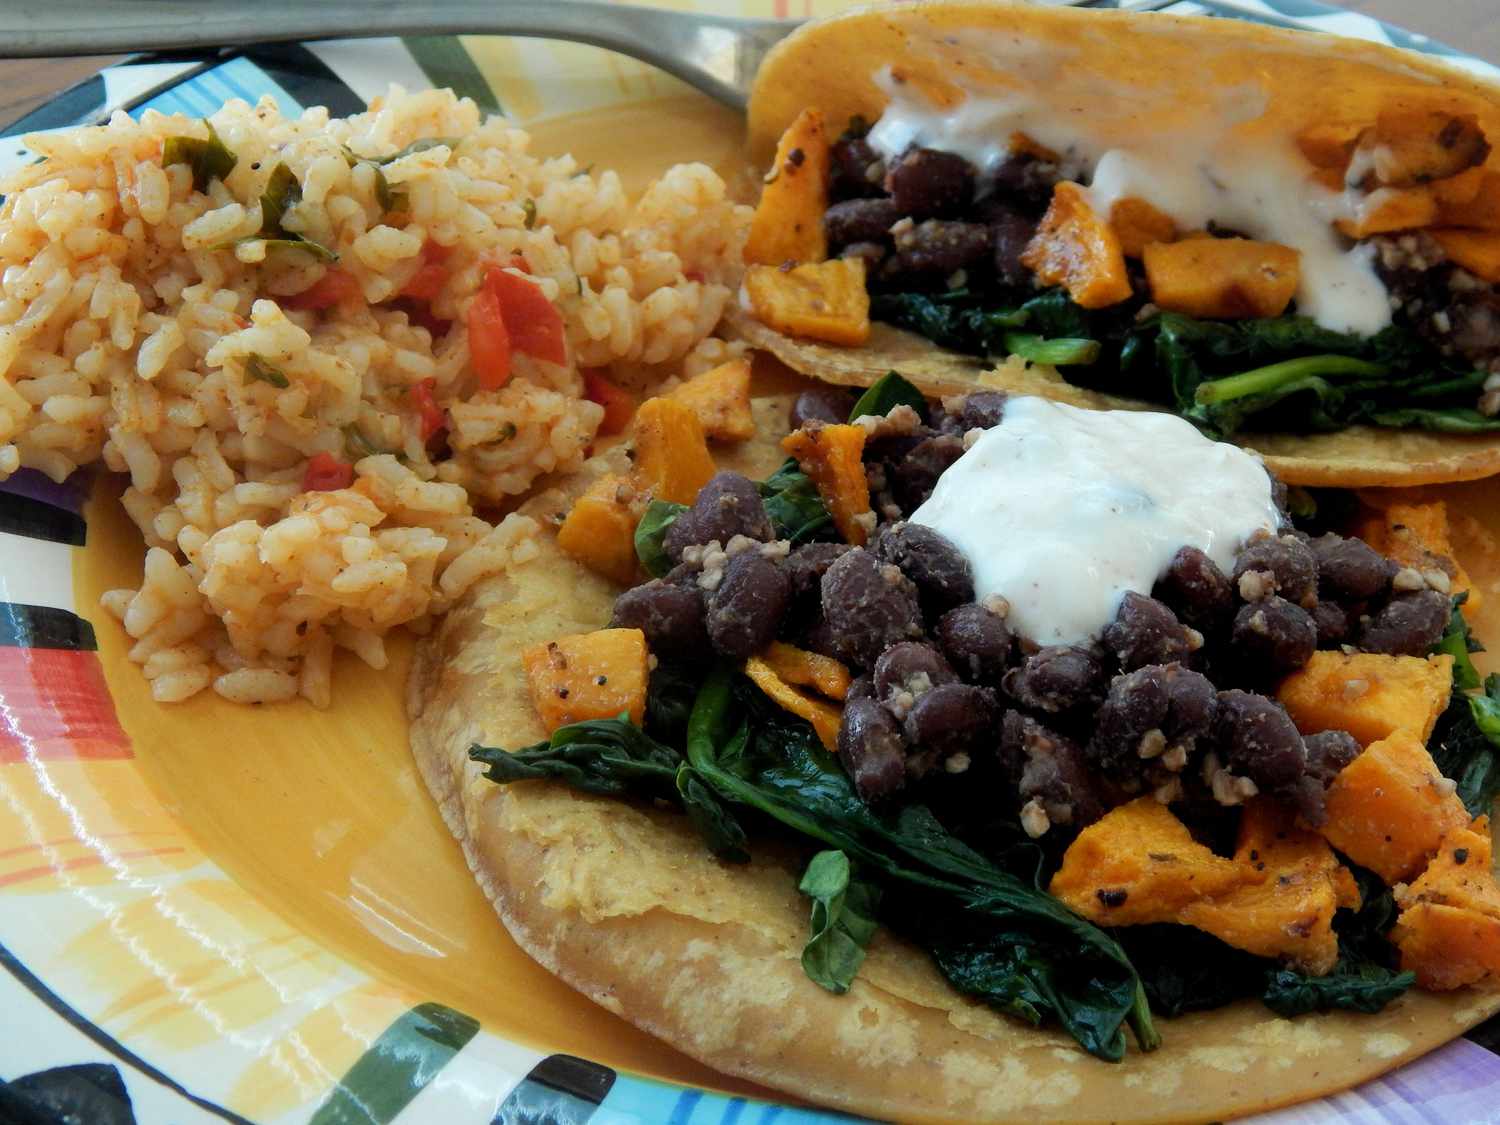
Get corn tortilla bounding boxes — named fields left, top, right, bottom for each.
left=729, top=0, right=1500, bottom=487
left=407, top=368, right=1500, bottom=1124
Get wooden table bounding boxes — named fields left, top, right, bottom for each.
left=1, top=0, right=1497, bottom=129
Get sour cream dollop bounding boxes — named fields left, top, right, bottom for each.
left=910, top=397, right=1280, bottom=646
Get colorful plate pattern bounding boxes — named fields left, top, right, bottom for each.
left=3, top=3, right=1500, bottom=1123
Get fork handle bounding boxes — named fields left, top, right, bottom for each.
left=0, top=0, right=789, bottom=109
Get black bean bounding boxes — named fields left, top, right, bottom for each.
left=874, top=641, right=958, bottom=703
left=872, top=521, right=974, bottom=615
left=608, top=580, right=708, bottom=660
left=1002, top=711, right=1105, bottom=830
left=1214, top=689, right=1306, bottom=792
left=986, top=207, right=1039, bottom=287
left=789, top=388, right=856, bottom=432
left=801, top=615, right=842, bottom=661
left=820, top=547, right=925, bottom=668
left=846, top=673, right=875, bottom=706
left=837, top=697, right=907, bottom=803
left=782, top=541, right=851, bottom=612
left=885, top=147, right=974, bottom=218
left=989, top=153, right=1060, bottom=211
left=903, top=682, right=998, bottom=765
left=1154, top=546, right=1234, bottom=633
left=1312, top=600, right=1356, bottom=647
left=1103, top=592, right=1197, bottom=672
left=1232, top=595, right=1318, bottom=676
left=663, top=472, right=773, bottom=562
left=706, top=553, right=790, bottom=659
left=1233, top=534, right=1318, bottom=608
left=1311, top=534, right=1397, bottom=601
left=1358, top=589, right=1450, bottom=656
left=824, top=198, right=902, bottom=248
left=891, top=219, right=991, bottom=277
left=955, top=391, right=1007, bottom=432
left=1003, top=645, right=1106, bottom=714
left=829, top=135, right=885, bottom=200
left=890, top=434, right=965, bottom=515
left=1089, top=663, right=1218, bottom=776
left=935, top=602, right=1012, bottom=685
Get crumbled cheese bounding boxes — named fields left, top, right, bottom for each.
left=1137, top=729, right=1167, bottom=760
left=1392, top=566, right=1426, bottom=593
left=1020, top=797, right=1051, bottom=839
left=1237, top=570, right=1271, bottom=602
left=945, top=752, right=971, bottom=774
left=1161, top=744, right=1189, bottom=772
left=1422, top=568, right=1452, bottom=594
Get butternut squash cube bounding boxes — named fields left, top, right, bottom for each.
left=666, top=357, right=755, bottom=442
left=1355, top=107, right=1490, bottom=189
left=745, top=654, right=844, bottom=751
left=1335, top=185, right=1440, bottom=238
left=1143, top=237, right=1301, bottom=319
left=745, top=107, right=830, bottom=266
left=1438, top=170, right=1500, bottom=230
left=1392, top=817, right=1500, bottom=989
left=556, top=473, right=642, bottom=587
left=523, top=628, right=649, bottom=731
left=633, top=396, right=716, bottom=505
left=1110, top=197, right=1178, bottom=258
left=1432, top=228, right=1500, bottom=283
left=1355, top=498, right=1478, bottom=610
left=1318, top=729, right=1471, bottom=884
left=759, top=640, right=852, bottom=700
left=1021, top=182, right=1133, bottom=309
left=781, top=422, right=873, bottom=546
left=744, top=259, right=871, bottom=346
left=1049, top=798, right=1257, bottom=926
left=1276, top=651, right=1454, bottom=748
left=1297, top=122, right=1362, bottom=171
left=1179, top=799, right=1355, bottom=975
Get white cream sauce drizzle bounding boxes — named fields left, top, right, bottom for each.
left=910, top=397, right=1280, bottom=646
left=865, top=68, right=1392, bottom=336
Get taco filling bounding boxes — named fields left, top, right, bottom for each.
left=468, top=369, right=1500, bottom=1062
left=739, top=92, right=1500, bottom=440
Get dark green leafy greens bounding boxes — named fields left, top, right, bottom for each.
left=1436, top=593, right=1485, bottom=692
left=162, top=123, right=237, bottom=192
left=759, top=460, right=832, bottom=543
left=633, top=499, right=686, bottom=578
left=798, top=850, right=881, bottom=994
left=474, top=667, right=1157, bottom=1061
left=848, top=369, right=931, bottom=421
left=1428, top=607, right=1500, bottom=818
left=873, top=283, right=1500, bottom=438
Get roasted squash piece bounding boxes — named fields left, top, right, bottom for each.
left=782, top=422, right=873, bottom=546
left=1021, top=182, right=1133, bottom=309
left=633, top=396, right=716, bottom=505
left=1355, top=498, right=1479, bottom=610
left=1432, top=228, right=1500, bottom=284
left=523, top=628, right=649, bottom=731
left=1179, top=799, right=1354, bottom=975
left=744, top=259, right=871, bottom=346
left=1110, top=197, right=1178, bottom=258
left=759, top=640, right=852, bottom=701
left=1318, top=729, right=1471, bottom=884
left=1297, top=123, right=1362, bottom=171
left=556, top=473, right=642, bottom=587
left=1143, top=237, right=1301, bottom=319
left=1334, top=186, right=1439, bottom=238
left=1354, top=107, right=1490, bottom=188
left=1438, top=170, right=1500, bottom=230
left=744, top=107, right=830, bottom=266
left=1276, top=651, right=1454, bottom=748
left=745, top=655, right=843, bottom=751
left=1049, top=798, right=1257, bottom=926
left=666, top=357, right=755, bottom=442
left=1392, top=816, right=1500, bottom=989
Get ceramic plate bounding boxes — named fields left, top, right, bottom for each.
left=3, top=3, right=1500, bottom=1123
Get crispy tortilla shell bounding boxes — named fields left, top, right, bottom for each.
left=407, top=370, right=1500, bottom=1124
left=731, top=0, right=1500, bottom=487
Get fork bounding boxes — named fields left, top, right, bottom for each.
left=0, top=0, right=1157, bottom=111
